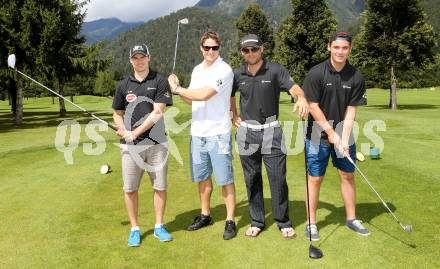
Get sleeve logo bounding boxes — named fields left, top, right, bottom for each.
left=216, top=79, right=223, bottom=86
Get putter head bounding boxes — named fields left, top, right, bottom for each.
left=309, top=244, right=323, bottom=259
left=404, top=225, right=413, bottom=233
left=8, top=54, right=16, bottom=69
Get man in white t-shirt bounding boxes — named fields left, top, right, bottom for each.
left=168, top=31, right=236, bottom=240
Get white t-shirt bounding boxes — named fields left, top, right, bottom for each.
left=189, top=57, right=233, bottom=137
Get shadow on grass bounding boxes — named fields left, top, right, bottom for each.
left=120, top=198, right=411, bottom=244
left=367, top=104, right=439, bottom=110
left=0, top=110, right=114, bottom=133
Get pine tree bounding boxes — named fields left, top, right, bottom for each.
left=352, top=0, right=436, bottom=110
left=0, top=0, right=88, bottom=122
left=274, top=0, right=337, bottom=85
left=228, top=4, right=274, bottom=68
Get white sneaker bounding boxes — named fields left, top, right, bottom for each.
left=305, top=224, right=320, bottom=241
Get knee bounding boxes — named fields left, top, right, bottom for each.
left=340, top=172, right=355, bottom=183
left=125, top=191, right=138, bottom=197
left=308, top=176, right=323, bottom=186
left=199, top=181, right=213, bottom=192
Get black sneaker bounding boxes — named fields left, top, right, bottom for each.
left=223, top=220, right=236, bottom=240
left=187, top=214, right=213, bottom=231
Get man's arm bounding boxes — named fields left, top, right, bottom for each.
left=168, top=73, right=217, bottom=101
left=113, top=110, right=125, bottom=138
left=113, top=104, right=166, bottom=142
left=174, top=86, right=217, bottom=101
left=230, top=96, right=241, bottom=127
left=341, top=106, right=356, bottom=148
left=288, top=84, right=309, bottom=119
left=131, top=103, right=166, bottom=140
left=308, top=102, right=344, bottom=154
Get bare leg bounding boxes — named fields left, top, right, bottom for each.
left=199, top=178, right=213, bottom=215
left=305, top=175, right=324, bottom=224
left=338, top=170, right=356, bottom=220
left=153, top=190, right=167, bottom=224
left=222, top=183, right=236, bottom=220
left=125, top=191, right=139, bottom=227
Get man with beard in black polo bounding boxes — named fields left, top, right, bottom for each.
left=230, top=34, right=308, bottom=239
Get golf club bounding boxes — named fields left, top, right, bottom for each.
left=344, top=153, right=412, bottom=233
left=302, top=120, right=323, bottom=259
left=7, top=54, right=117, bottom=131
left=172, top=18, right=189, bottom=73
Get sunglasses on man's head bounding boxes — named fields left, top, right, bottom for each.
left=241, top=47, right=260, bottom=54
left=202, top=45, right=220, bottom=51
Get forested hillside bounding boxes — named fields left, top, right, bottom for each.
left=103, top=0, right=439, bottom=80
left=196, top=0, right=366, bottom=26
left=102, top=7, right=236, bottom=77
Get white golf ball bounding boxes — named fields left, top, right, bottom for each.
left=100, top=164, right=111, bottom=174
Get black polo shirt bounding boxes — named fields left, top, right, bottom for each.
left=112, top=70, right=172, bottom=144
left=232, top=60, right=296, bottom=124
left=302, top=59, right=367, bottom=143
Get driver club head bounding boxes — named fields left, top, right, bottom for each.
left=309, top=244, right=323, bottom=259
left=8, top=54, right=16, bottom=69
left=404, top=225, right=413, bottom=233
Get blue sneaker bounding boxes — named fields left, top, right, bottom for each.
left=154, top=225, right=173, bottom=242
left=128, top=229, right=141, bottom=247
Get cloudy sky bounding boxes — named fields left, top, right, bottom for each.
left=83, top=0, right=200, bottom=22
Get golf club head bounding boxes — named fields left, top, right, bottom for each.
left=179, top=18, right=189, bottom=24
left=309, top=244, right=323, bottom=259
left=8, top=54, right=16, bottom=69
left=404, top=225, right=413, bottom=233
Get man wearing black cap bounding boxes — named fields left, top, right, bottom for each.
left=112, top=43, right=173, bottom=246
left=230, top=34, right=308, bottom=238
left=302, top=31, right=368, bottom=241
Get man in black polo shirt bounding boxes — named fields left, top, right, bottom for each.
left=112, top=43, right=173, bottom=246
left=231, top=34, right=308, bottom=238
left=302, top=32, right=368, bottom=241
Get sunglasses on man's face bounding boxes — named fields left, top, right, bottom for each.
left=202, top=45, right=220, bottom=51
left=241, top=47, right=260, bottom=54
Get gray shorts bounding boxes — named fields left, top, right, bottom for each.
left=120, top=143, right=168, bottom=192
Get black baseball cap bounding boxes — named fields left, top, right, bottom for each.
left=240, top=34, right=262, bottom=49
left=129, top=44, right=150, bottom=58
left=329, top=31, right=352, bottom=43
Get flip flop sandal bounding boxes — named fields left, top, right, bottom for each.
left=281, top=227, right=297, bottom=239
left=245, top=226, right=262, bottom=237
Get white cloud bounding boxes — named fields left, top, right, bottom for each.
left=83, top=0, right=200, bottom=22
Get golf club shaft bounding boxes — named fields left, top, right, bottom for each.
left=15, top=69, right=117, bottom=131
left=345, top=154, right=407, bottom=230
left=172, top=23, right=180, bottom=73
left=302, top=120, right=313, bottom=242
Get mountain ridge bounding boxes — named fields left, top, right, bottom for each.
left=81, top=18, right=143, bottom=44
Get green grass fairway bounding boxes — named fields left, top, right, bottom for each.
left=1, top=89, right=439, bottom=268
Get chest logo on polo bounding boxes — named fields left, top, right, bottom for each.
left=342, top=85, right=351, bottom=89
left=326, top=83, right=332, bottom=86
left=126, top=93, right=137, bottom=103
left=216, top=79, right=223, bottom=86
left=147, top=87, right=156, bottom=90
left=261, top=80, right=271, bottom=83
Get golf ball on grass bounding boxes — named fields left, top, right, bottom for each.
left=100, top=164, right=111, bottom=174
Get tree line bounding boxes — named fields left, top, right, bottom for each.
left=0, top=0, right=437, bottom=126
